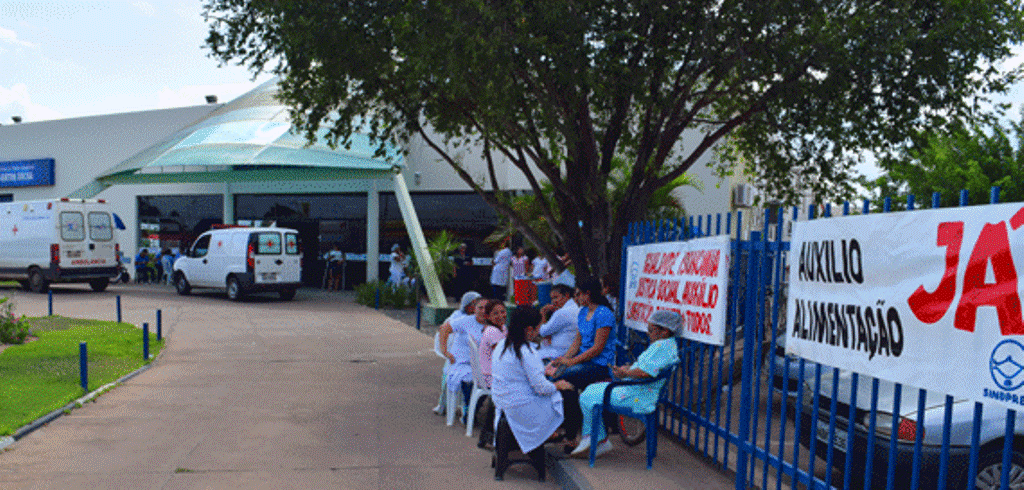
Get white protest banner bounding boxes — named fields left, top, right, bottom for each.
left=786, top=202, right=1024, bottom=410
left=623, top=235, right=730, bottom=345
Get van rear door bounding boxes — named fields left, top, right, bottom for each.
left=282, top=232, right=302, bottom=283
left=251, top=231, right=285, bottom=285
left=58, top=210, right=88, bottom=267
left=250, top=230, right=302, bottom=285
left=85, top=210, right=115, bottom=268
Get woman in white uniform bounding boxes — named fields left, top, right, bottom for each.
left=491, top=306, right=572, bottom=457
left=446, top=297, right=489, bottom=416
left=434, top=291, right=481, bottom=414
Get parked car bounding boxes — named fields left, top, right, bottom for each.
left=796, top=369, right=1024, bottom=490
left=173, top=226, right=302, bottom=301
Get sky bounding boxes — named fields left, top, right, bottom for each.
left=0, top=0, right=271, bottom=124
left=0, top=1, right=1020, bottom=181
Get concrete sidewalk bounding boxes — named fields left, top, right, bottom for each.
left=0, top=285, right=735, bottom=489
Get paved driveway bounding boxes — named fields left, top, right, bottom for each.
left=0, top=285, right=552, bottom=489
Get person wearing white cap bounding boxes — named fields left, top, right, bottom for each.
left=568, top=309, right=682, bottom=458
left=438, top=291, right=483, bottom=363
left=433, top=291, right=482, bottom=415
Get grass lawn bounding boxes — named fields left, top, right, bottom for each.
left=0, top=316, right=164, bottom=436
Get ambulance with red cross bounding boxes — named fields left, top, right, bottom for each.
left=0, top=199, right=119, bottom=293
left=172, top=226, right=302, bottom=301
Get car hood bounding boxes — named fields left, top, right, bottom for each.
left=808, top=368, right=960, bottom=417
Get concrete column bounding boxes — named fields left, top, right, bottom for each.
left=366, top=181, right=379, bottom=282
left=393, top=170, right=445, bottom=307
left=223, top=182, right=234, bottom=225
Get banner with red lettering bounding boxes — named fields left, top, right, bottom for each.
left=786, top=203, right=1024, bottom=410
left=623, top=235, right=730, bottom=345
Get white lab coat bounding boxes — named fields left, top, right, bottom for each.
left=535, top=298, right=581, bottom=360
left=491, top=339, right=564, bottom=453
left=446, top=315, right=486, bottom=390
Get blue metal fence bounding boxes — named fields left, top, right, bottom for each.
left=620, top=187, right=1023, bottom=490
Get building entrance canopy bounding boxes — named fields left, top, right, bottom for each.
left=68, top=79, right=445, bottom=307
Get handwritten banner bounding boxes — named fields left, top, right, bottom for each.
left=786, top=202, right=1024, bottom=410
left=623, top=235, right=730, bottom=345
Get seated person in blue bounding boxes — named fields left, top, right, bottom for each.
left=545, top=277, right=617, bottom=448
left=547, top=277, right=616, bottom=389
left=569, top=309, right=682, bottom=458
left=134, top=248, right=151, bottom=283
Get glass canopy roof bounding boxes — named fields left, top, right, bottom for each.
left=98, top=78, right=400, bottom=181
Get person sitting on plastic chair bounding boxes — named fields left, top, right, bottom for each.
left=569, top=309, right=682, bottom=459
left=435, top=291, right=482, bottom=415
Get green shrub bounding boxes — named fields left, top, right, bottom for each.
left=355, top=280, right=417, bottom=308
left=0, top=297, right=30, bottom=344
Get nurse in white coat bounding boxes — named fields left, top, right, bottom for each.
left=491, top=306, right=573, bottom=454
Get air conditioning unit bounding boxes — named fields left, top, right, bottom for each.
left=732, top=184, right=755, bottom=208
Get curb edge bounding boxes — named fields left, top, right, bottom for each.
left=7, top=362, right=153, bottom=445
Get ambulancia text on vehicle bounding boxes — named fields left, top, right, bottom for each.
left=0, top=199, right=120, bottom=292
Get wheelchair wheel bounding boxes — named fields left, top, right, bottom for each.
left=618, top=414, right=646, bottom=446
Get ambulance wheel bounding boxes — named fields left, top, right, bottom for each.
left=174, top=273, right=191, bottom=295
left=89, top=278, right=109, bottom=292
left=279, top=288, right=296, bottom=301
left=226, top=276, right=244, bottom=301
left=29, top=268, right=49, bottom=294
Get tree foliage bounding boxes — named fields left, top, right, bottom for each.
left=204, top=0, right=1024, bottom=278
left=866, top=114, right=1024, bottom=209
left=484, top=158, right=701, bottom=249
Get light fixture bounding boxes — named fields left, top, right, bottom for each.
left=11, top=116, right=22, bottom=123
left=205, top=95, right=218, bottom=104
left=414, top=172, right=421, bottom=185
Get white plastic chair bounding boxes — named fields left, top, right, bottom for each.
left=432, top=331, right=450, bottom=415
left=465, top=336, right=492, bottom=437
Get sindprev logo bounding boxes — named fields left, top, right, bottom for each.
left=990, top=339, right=1024, bottom=391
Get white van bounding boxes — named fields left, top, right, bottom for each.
left=173, top=226, right=302, bottom=301
left=0, top=199, right=119, bottom=292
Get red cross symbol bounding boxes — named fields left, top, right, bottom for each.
left=267, top=240, right=274, bottom=247
left=217, top=241, right=223, bottom=247
left=11, top=226, right=17, bottom=235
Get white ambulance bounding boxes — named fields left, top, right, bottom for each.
left=0, top=199, right=120, bottom=292
left=172, top=226, right=303, bottom=301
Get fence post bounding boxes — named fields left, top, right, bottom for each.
left=616, top=222, right=632, bottom=357
left=734, top=231, right=763, bottom=490
left=79, top=342, right=88, bottom=392
left=156, top=309, right=162, bottom=341
left=415, top=300, right=421, bottom=330
left=143, top=322, right=149, bottom=360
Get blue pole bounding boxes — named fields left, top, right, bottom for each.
left=156, top=310, right=162, bottom=340
left=375, top=286, right=381, bottom=309
left=143, top=322, right=149, bottom=360
left=48, top=290, right=53, bottom=316
left=734, top=231, right=762, bottom=490
left=79, top=342, right=88, bottom=392
left=116, top=295, right=122, bottom=323
left=415, top=300, right=422, bottom=330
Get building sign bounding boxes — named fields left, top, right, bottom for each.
left=785, top=203, right=1024, bottom=410
left=0, top=159, right=55, bottom=188
left=623, top=235, right=730, bottom=345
